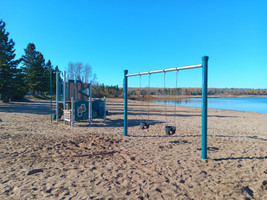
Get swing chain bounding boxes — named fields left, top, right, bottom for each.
left=147, top=73, right=151, bottom=123
left=139, top=74, right=143, bottom=123
left=139, top=74, right=150, bottom=129
left=163, top=71, right=168, bottom=125
left=173, top=70, right=179, bottom=124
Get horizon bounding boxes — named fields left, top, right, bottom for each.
left=127, top=86, right=267, bottom=90
left=1, top=0, right=266, bottom=89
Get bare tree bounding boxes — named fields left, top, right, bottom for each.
left=67, top=62, right=75, bottom=79
left=92, top=73, right=97, bottom=84
left=67, top=62, right=96, bottom=83
left=75, top=62, right=83, bottom=80
left=83, top=64, right=92, bottom=83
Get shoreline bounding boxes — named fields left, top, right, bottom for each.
left=152, top=96, right=267, bottom=114
left=128, top=95, right=267, bottom=114
left=128, top=94, right=267, bottom=101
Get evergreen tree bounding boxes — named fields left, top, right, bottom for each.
left=44, top=60, right=53, bottom=94
left=21, top=43, right=47, bottom=94
left=0, top=20, right=20, bottom=102
left=51, top=65, right=61, bottom=95
left=13, top=68, right=27, bottom=99
left=43, top=60, right=61, bottom=96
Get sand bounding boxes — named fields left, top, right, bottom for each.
left=0, top=98, right=266, bottom=199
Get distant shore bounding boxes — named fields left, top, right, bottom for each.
left=128, top=94, right=267, bottom=101
left=1, top=94, right=266, bottom=104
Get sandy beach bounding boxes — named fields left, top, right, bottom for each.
left=0, top=98, right=266, bottom=199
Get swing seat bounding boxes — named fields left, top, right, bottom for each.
left=140, top=121, right=149, bottom=129
left=165, top=126, right=176, bottom=135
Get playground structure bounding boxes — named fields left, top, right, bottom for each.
left=124, top=56, right=209, bottom=159
left=51, top=71, right=107, bottom=127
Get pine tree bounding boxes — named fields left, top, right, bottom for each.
left=13, top=68, right=27, bottom=99
left=21, top=43, right=47, bottom=94
left=42, top=59, right=52, bottom=94
left=0, top=20, right=20, bottom=102
left=46, top=61, right=61, bottom=95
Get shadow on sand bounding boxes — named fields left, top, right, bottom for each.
left=0, top=101, right=51, bottom=115
left=213, top=156, right=267, bottom=161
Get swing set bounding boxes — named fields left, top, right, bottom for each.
left=124, top=56, right=209, bottom=159
left=137, top=71, right=178, bottom=135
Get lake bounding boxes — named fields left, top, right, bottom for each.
left=153, top=97, right=267, bottom=113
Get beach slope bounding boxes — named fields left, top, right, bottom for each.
left=0, top=99, right=266, bottom=199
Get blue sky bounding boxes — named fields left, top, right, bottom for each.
left=1, top=0, right=266, bottom=88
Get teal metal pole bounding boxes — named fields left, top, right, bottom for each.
left=124, top=70, right=128, bottom=136
left=63, top=71, right=66, bottom=124
left=56, top=72, right=59, bottom=122
left=50, top=70, right=52, bottom=124
left=202, top=56, right=209, bottom=159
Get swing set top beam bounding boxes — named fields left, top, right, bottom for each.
left=126, top=64, right=202, bottom=77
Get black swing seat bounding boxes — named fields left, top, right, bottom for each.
left=165, top=126, right=176, bottom=135
left=140, top=121, right=149, bottom=129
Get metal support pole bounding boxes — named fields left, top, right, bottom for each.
left=74, top=79, right=77, bottom=101
left=67, top=75, right=69, bottom=101
left=56, top=71, right=59, bottom=122
left=104, top=96, right=106, bottom=123
left=63, top=71, right=66, bottom=124
left=202, top=56, right=209, bottom=159
left=59, top=77, right=62, bottom=101
left=50, top=70, right=53, bottom=124
left=71, top=97, right=74, bottom=127
left=89, top=82, right=92, bottom=125
left=124, top=70, right=128, bottom=136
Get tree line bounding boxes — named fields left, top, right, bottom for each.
left=1, top=18, right=266, bottom=102
left=0, top=19, right=62, bottom=102
left=75, top=86, right=267, bottom=99
left=128, top=87, right=267, bottom=96
left=94, top=84, right=122, bottom=98
left=0, top=19, right=122, bottom=102
left=0, top=19, right=97, bottom=102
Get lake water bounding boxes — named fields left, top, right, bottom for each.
left=153, top=97, right=267, bottom=113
